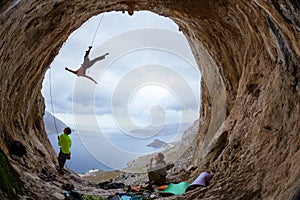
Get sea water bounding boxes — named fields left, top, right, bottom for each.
left=48, top=132, right=113, bottom=173
left=48, top=131, right=181, bottom=174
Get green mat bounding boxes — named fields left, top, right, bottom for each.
left=161, top=182, right=190, bottom=195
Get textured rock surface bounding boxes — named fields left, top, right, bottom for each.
left=0, top=0, right=299, bottom=199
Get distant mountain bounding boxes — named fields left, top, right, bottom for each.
left=43, top=111, right=67, bottom=134
left=129, top=123, right=192, bottom=138
left=125, top=120, right=200, bottom=172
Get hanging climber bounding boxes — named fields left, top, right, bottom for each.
left=65, top=46, right=109, bottom=84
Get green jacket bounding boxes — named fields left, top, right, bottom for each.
left=58, top=133, right=72, bottom=154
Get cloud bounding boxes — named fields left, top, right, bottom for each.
left=42, top=11, right=201, bottom=132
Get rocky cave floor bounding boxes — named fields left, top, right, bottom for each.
left=17, top=156, right=194, bottom=200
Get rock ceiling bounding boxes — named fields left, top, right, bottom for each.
left=0, top=0, right=299, bottom=199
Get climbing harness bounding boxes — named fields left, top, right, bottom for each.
left=49, top=66, right=59, bottom=135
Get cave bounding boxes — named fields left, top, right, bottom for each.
left=0, top=0, right=299, bottom=199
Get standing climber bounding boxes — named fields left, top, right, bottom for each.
left=65, top=46, right=109, bottom=84
left=57, top=127, right=72, bottom=174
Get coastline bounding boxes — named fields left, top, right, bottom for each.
left=80, top=141, right=184, bottom=184
left=68, top=120, right=199, bottom=184
left=80, top=169, right=122, bottom=183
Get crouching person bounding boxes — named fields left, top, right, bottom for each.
left=147, top=152, right=167, bottom=186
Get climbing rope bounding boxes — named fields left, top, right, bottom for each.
left=90, top=14, right=105, bottom=46
left=49, top=66, right=59, bottom=135
left=88, top=14, right=105, bottom=74
left=63, top=14, right=105, bottom=46
left=48, top=15, right=105, bottom=133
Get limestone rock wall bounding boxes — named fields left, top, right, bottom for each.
left=0, top=0, right=299, bottom=199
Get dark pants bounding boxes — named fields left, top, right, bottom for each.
left=69, top=191, right=83, bottom=200
left=148, top=171, right=166, bottom=185
left=58, top=150, right=68, bottom=170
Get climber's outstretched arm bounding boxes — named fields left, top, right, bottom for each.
left=82, top=74, right=97, bottom=84
left=65, top=67, right=78, bottom=75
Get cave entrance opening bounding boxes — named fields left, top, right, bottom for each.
left=42, top=11, right=201, bottom=174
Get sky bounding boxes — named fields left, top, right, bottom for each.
left=42, top=11, right=201, bottom=142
